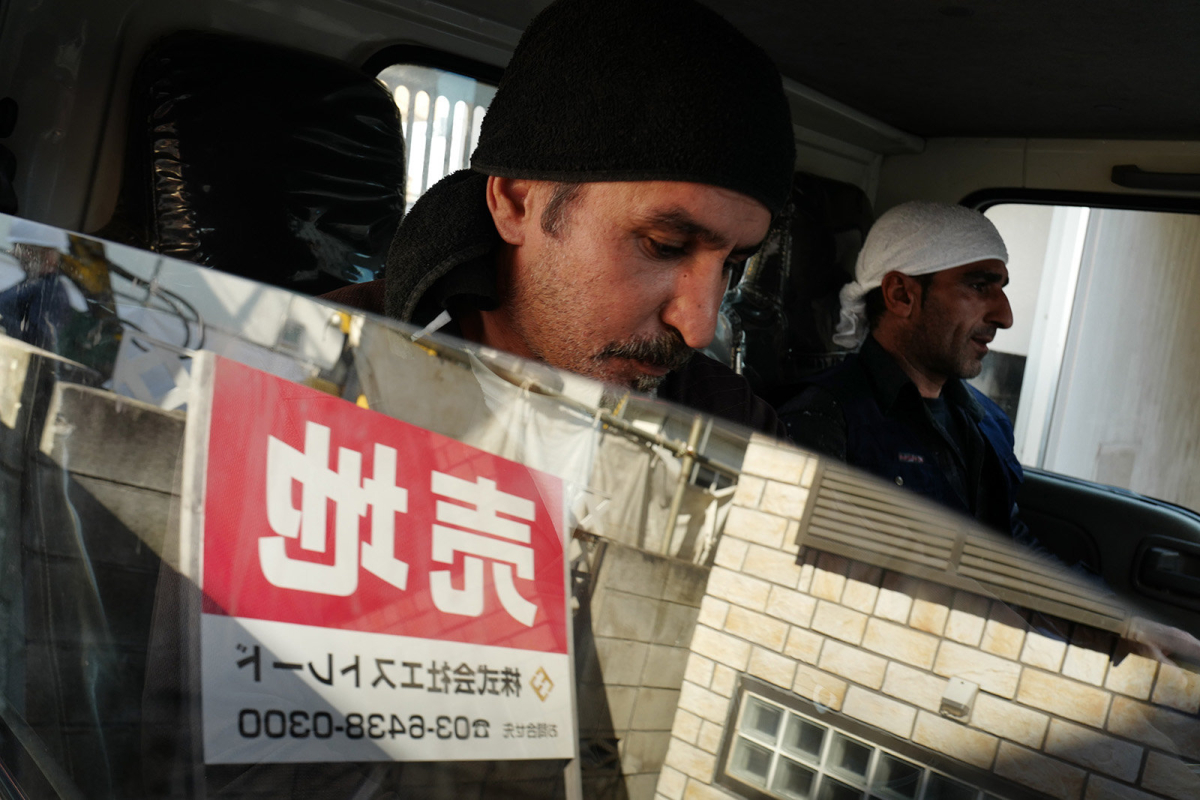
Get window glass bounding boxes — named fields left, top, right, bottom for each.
left=376, top=64, right=498, bottom=212
left=976, top=204, right=1200, bottom=513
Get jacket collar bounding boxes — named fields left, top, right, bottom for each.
left=858, top=334, right=985, bottom=422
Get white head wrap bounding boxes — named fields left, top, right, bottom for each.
left=832, top=201, right=1008, bottom=349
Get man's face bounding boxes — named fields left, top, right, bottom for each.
left=491, top=180, right=771, bottom=391
left=906, top=259, right=1014, bottom=381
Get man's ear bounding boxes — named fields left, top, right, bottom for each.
left=486, top=176, right=536, bottom=245
left=880, top=271, right=919, bottom=319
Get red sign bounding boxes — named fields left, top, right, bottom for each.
left=202, top=357, right=568, bottom=656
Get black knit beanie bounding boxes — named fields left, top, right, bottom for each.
left=470, top=0, right=795, bottom=216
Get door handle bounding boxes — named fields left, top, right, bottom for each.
left=1111, top=165, right=1200, bottom=192
left=1139, top=546, right=1200, bottom=596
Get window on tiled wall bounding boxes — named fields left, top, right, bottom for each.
left=725, top=692, right=1014, bottom=800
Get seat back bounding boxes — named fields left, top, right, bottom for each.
left=108, top=32, right=405, bottom=295
left=726, top=171, right=874, bottom=405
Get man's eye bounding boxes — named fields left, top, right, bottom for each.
left=647, top=240, right=686, bottom=259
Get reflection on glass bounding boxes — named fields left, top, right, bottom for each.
left=771, top=756, right=817, bottom=799
left=925, top=773, right=976, bottom=800
left=782, top=713, right=826, bottom=762
left=827, top=732, right=872, bottom=781
left=743, top=696, right=784, bottom=743
left=818, top=775, right=862, bottom=800
left=730, top=736, right=773, bottom=786
left=872, top=753, right=922, bottom=800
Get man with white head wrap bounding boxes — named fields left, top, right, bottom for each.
left=778, top=201, right=1026, bottom=537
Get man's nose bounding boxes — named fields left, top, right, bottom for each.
left=989, top=289, right=1014, bottom=329
left=659, top=260, right=728, bottom=349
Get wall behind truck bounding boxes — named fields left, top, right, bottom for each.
left=657, top=435, right=1200, bottom=800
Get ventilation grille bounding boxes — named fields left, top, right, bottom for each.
left=797, top=462, right=1129, bottom=633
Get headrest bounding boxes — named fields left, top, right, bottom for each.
left=119, top=32, right=405, bottom=294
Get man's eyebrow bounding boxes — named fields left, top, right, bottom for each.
left=636, top=209, right=765, bottom=255
left=962, top=269, right=1009, bottom=288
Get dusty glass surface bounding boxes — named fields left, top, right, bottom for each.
left=0, top=213, right=1196, bottom=800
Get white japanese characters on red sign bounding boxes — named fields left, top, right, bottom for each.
left=198, top=357, right=573, bottom=763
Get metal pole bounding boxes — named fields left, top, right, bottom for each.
left=662, top=415, right=704, bottom=556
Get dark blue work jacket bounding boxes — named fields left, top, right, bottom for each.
left=780, top=336, right=1026, bottom=537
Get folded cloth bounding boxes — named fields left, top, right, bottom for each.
left=833, top=201, right=1008, bottom=349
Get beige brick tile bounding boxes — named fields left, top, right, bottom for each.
left=793, top=664, right=848, bottom=711
left=811, top=552, right=848, bottom=602
left=933, top=641, right=1022, bottom=699
left=862, top=618, right=939, bottom=669
left=994, top=741, right=1086, bottom=800
left=697, top=596, right=730, bottom=630
left=1017, top=669, right=1111, bottom=728
left=981, top=602, right=1027, bottom=659
left=1021, top=614, right=1070, bottom=671
left=761, top=481, right=809, bottom=518
left=766, top=585, right=817, bottom=628
left=710, top=664, right=738, bottom=698
left=696, top=720, right=724, bottom=755
left=800, top=456, right=818, bottom=488
left=732, top=475, right=765, bottom=509
left=909, top=582, right=953, bottom=635
left=783, top=626, right=824, bottom=664
left=1044, top=718, right=1142, bottom=782
left=874, top=572, right=918, bottom=623
left=811, top=600, right=868, bottom=645
left=724, top=606, right=789, bottom=651
left=677, top=680, right=731, bottom=725
left=881, top=662, right=947, bottom=712
left=662, top=737, right=716, bottom=782
left=970, top=692, right=1049, bottom=749
left=748, top=646, right=797, bottom=689
left=796, top=549, right=817, bottom=593
left=670, top=709, right=702, bottom=745
left=1152, top=663, right=1200, bottom=714
left=683, top=780, right=733, bottom=800
left=945, top=591, right=990, bottom=647
left=713, top=536, right=749, bottom=571
left=841, top=562, right=883, bottom=613
left=819, top=641, right=887, bottom=689
left=722, top=506, right=788, bottom=549
left=912, top=710, right=998, bottom=769
left=782, top=520, right=802, bottom=555
left=1062, top=627, right=1114, bottom=687
left=1085, top=775, right=1164, bottom=800
left=742, top=544, right=803, bottom=588
left=843, top=686, right=917, bottom=738
left=1107, top=694, right=1200, bottom=760
left=742, top=438, right=808, bottom=483
left=706, top=567, right=770, bottom=612
left=656, top=765, right=687, bottom=800
left=1104, top=642, right=1158, bottom=700
left=691, top=625, right=751, bottom=672
left=684, top=653, right=715, bottom=689
left=1142, top=751, right=1200, bottom=800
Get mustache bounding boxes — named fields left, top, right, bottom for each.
left=596, top=330, right=694, bottom=372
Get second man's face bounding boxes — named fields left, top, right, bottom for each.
left=492, top=180, right=771, bottom=391
left=909, top=259, right=1014, bottom=382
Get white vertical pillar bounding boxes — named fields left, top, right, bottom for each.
left=1012, top=205, right=1090, bottom=467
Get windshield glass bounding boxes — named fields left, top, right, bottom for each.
left=0, top=213, right=1196, bottom=800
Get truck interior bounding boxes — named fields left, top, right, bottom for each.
left=0, top=1, right=1198, bottom=798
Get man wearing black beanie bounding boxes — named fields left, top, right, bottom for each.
left=329, top=0, right=796, bottom=435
